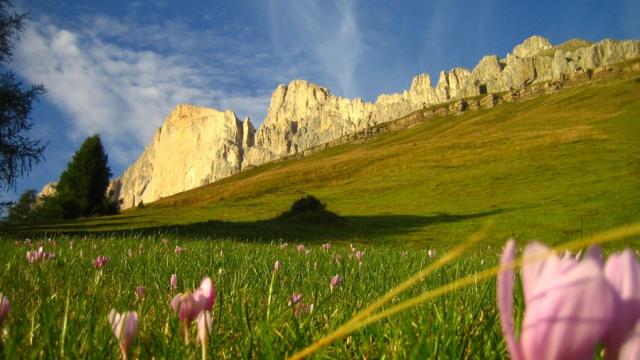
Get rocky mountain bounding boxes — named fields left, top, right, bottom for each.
left=112, top=36, right=640, bottom=209
left=112, top=105, right=255, bottom=208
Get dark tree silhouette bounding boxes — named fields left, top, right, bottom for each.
left=53, top=135, right=113, bottom=219
left=0, top=0, right=46, bottom=198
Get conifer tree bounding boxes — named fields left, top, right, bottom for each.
left=53, top=135, right=112, bottom=218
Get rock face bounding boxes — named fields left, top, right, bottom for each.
left=39, top=182, right=57, bottom=198
left=114, top=105, right=254, bottom=209
left=113, top=36, right=640, bottom=208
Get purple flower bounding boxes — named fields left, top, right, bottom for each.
left=197, top=310, right=213, bottom=345
left=330, top=274, right=343, bottom=291
left=171, top=277, right=215, bottom=343
left=288, top=293, right=312, bottom=317
left=174, top=245, right=185, bottom=254
left=170, top=274, right=178, bottom=291
left=0, top=293, right=9, bottom=326
left=93, top=256, right=110, bottom=268
left=497, top=240, right=617, bottom=360
left=321, top=243, right=331, bottom=252
left=354, top=251, right=364, bottom=263
left=296, top=244, right=306, bottom=253
left=135, top=286, right=145, bottom=301
left=26, top=247, right=55, bottom=264
left=108, top=309, right=138, bottom=360
left=602, top=249, right=640, bottom=358
left=274, top=260, right=282, bottom=272
left=279, top=243, right=289, bottom=249
left=289, top=293, right=302, bottom=306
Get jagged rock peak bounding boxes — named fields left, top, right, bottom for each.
left=512, top=35, right=553, bottom=58
left=115, top=35, right=640, bottom=209
left=113, top=103, right=250, bottom=209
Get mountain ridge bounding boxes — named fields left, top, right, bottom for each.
left=110, top=35, right=640, bottom=209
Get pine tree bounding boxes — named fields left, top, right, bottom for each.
left=5, top=188, right=37, bottom=223
left=0, top=0, right=46, bottom=195
left=53, top=135, right=112, bottom=219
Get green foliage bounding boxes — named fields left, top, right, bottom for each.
left=290, top=195, right=326, bottom=213
left=4, top=188, right=37, bottom=224
left=0, top=0, right=46, bottom=192
left=48, top=134, right=117, bottom=219
left=278, top=195, right=343, bottom=224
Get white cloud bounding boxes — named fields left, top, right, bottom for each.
left=13, top=17, right=273, bottom=166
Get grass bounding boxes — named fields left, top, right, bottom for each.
left=0, top=234, right=507, bottom=359
left=8, top=72, right=639, bottom=250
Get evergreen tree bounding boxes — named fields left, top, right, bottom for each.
left=0, top=1, right=46, bottom=195
left=54, top=135, right=113, bottom=219
left=5, top=188, right=37, bottom=224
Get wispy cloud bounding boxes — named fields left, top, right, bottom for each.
left=266, top=0, right=364, bottom=97
left=12, top=16, right=275, bottom=166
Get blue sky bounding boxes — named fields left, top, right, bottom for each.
left=5, top=0, right=640, bottom=202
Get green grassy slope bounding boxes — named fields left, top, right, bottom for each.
left=16, top=73, right=640, bottom=248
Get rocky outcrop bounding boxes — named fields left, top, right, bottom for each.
left=113, top=105, right=254, bottom=209
left=113, top=36, right=640, bottom=208
left=39, top=182, right=57, bottom=198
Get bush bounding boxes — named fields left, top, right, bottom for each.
left=290, top=195, right=326, bottom=214
left=278, top=195, right=342, bottom=224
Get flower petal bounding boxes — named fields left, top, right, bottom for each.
left=197, top=310, right=212, bottom=344
left=603, top=249, right=640, bottom=357
left=521, top=241, right=554, bottom=303
left=198, top=277, right=216, bottom=311
left=497, top=239, right=523, bottom=360
left=618, top=320, right=640, bottom=360
left=520, top=258, right=616, bottom=360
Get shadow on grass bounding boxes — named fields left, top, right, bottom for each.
left=4, top=208, right=507, bottom=243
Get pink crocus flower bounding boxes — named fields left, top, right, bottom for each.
left=296, top=244, right=306, bottom=253
left=0, top=293, right=9, bottom=326
left=170, top=274, right=178, bottom=291
left=321, top=243, right=331, bottom=252
left=197, top=310, right=213, bottom=345
left=108, top=309, right=138, bottom=360
left=135, top=286, right=145, bottom=301
left=279, top=242, right=289, bottom=249
left=330, top=274, right=343, bottom=291
left=602, top=249, right=640, bottom=358
left=617, top=321, right=640, bottom=359
left=289, top=293, right=302, bottom=306
left=26, top=246, right=55, bottom=264
left=497, top=240, right=617, bottom=360
left=288, top=293, right=313, bottom=317
left=274, top=260, right=282, bottom=272
left=427, top=249, right=435, bottom=258
left=93, top=256, right=110, bottom=268
left=171, top=277, right=216, bottom=343
left=174, top=245, right=185, bottom=254
left=354, top=250, right=364, bottom=263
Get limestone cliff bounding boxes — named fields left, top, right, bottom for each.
left=114, top=36, right=640, bottom=208
left=114, top=105, right=254, bottom=209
